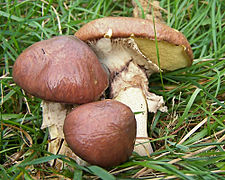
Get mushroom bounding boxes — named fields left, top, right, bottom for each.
left=63, top=99, right=136, bottom=167
left=12, top=35, right=109, bottom=166
left=75, top=17, right=193, bottom=156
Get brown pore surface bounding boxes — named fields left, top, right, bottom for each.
left=63, top=99, right=136, bottom=167
left=13, top=36, right=108, bottom=104
left=75, top=17, right=193, bottom=65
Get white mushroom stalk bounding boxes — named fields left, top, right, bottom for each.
left=41, top=102, right=69, bottom=167
left=41, top=102, right=87, bottom=167
left=88, top=37, right=167, bottom=156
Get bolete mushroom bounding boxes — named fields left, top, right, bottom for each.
left=75, top=17, right=193, bottom=156
left=63, top=99, right=136, bottom=167
left=12, top=35, right=109, bottom=166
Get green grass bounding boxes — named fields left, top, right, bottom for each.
left=1, top=0, right=225, bottom=179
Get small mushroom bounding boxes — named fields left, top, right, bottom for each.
left=63, top=99, right=136, bottom=167
left=75, top=17, right=193, bottom=156
left=12, top=35, right=109, bottom=166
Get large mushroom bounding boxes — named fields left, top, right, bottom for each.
left=75, top=17, right=193, bottom=156
left=12, top=35, right=109, bottom=166
left=63, top=99, right=136, bottom=167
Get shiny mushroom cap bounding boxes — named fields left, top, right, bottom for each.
left=13, top=35, right=109, bottom=104
left=75, top=17, right=193, bottom=72
left=63, top=99, right=136, bottom=167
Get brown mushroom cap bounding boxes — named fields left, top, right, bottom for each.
left=13, top=36, right=108, bottom=104
left=63, top=99, right=136, bottom=167
left=75, top=17, right=193, bottom=71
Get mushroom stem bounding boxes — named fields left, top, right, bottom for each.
left=41, top=101, right=87, bottom=168
left=114, top=87, right=153, bottom=156
left=110, top=61, right=166, bottom=156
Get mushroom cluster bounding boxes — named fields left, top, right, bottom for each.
left=12, top=35, right=136, bottom=167
left=12, top=35, right=108, bottom=165
left=13, top=17, right=193, bottom=168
